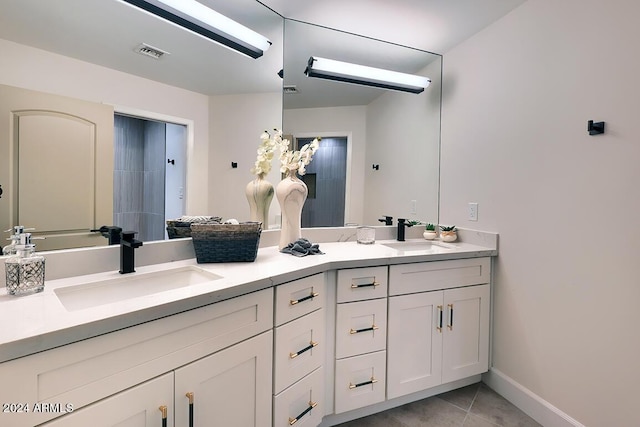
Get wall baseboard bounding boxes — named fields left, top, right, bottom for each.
left=482, top=369, right=585, bottom=427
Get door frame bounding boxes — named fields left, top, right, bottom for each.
left=113, top=105, right=194, bottom=220
left=292, top=131, right=352, bottom=227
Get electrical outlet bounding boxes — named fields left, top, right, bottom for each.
left=410, top=200, right=417, bottom=214
left=468, top=202, right=478, bottom=221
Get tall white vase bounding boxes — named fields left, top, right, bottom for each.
left=245, top=174, right=274, bottom=228
left=276, top=169, right=308, bottom=249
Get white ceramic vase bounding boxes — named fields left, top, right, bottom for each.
left=276, top=168, right=308, bottom=249
left=245, top=174, right=274, bottom=228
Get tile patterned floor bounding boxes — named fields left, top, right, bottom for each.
left=336, top=382, right=542, bottom=427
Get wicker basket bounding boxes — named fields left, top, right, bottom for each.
left=166, top=216, right=222, bottom=239
left=190, top=222, right=262, bottom=263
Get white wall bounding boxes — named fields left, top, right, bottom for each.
left=284, top=105, right=367, bottom=225
left=209, top=92, right=283, bottom=225
left=0, top=38, right=210, bottom=214
left=441, top=1, right=640, bottom=425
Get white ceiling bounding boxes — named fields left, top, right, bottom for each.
left=0, top=0, right=526, bottom=96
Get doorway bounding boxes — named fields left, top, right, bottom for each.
left=296, top=136, right=348, bottom=227
left=114, top=114, right=186, bottom=241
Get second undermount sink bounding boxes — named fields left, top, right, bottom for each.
left=382, top=240, right=453, bottom=252
left=55, top=266, right=223, bottom=311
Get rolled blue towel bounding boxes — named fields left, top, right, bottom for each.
left=280, top=238, right=324, bottom=257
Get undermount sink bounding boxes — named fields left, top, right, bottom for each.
left=381, top=240, right=453, bottom=252
left=55, top=266, right=223, bottom=311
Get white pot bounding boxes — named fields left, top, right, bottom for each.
left=276, top=169, right=308, bottom=249
left=245, top=174, right=274, bottom=228
left=423, top=230, right=437, bottom=240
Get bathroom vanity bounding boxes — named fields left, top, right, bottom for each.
left=0, top=235, right=496, bottom=427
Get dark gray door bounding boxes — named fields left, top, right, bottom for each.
left=297, top=136, right=347, bottom=227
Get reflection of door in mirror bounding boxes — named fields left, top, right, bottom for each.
left=296, top=136, right=348, bottom=227
left=114, top=115, right=186, bottom=242
left=0, top=84, right=114, bottom=251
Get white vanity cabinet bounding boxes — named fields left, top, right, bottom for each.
left=387, top=258, right=491, bottom=400
left=0, top=288, right=273, bottom=427
left=333, top=266, right=388, bottom=414
left=273, top=273, right=325, bottom=427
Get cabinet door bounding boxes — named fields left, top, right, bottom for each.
left=174, top=331, right=273, bottom=427
left=41, top=373, right=173, bottom=427
left=387, top=291, right=443, bottom=399
left=442, top=284, right=490, bottom=383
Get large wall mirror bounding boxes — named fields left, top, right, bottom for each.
left=282, top=19, right=442, bottom=228
left=0, top=1, right=441, bottom=252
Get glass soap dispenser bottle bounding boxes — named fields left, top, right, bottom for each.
left=5, top=233, right=45, bottom=296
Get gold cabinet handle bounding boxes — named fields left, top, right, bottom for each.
left=349, top=377, right=378, bottom=389
left=290, top=341, right=319, bottom=359
left=349, top=325, right=379, bottom=334
left=289, top=401, right=318, bottom=425
left=350, top=280, right=380, bottom=289
left=447, top=303, right=454, bottom=330
left=437, top=305, right=443, bottom=332
left=290, top=292, right=319, bottom=305
left=186, top=392, right=194, bottom=427
left=159, top=405, right=168, bottom=427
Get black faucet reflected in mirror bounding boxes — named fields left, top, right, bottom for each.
left=397, top=218, right=413, bottom=241
left=91, top=225, right=123, bottom=245
left=378, top=216, right=393, bottom=225
left=120, top=231, right=143, bottom=274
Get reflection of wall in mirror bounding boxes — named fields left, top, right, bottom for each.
left=283, top=59, right=441, bottom=227
left=284, top=106, right=367, bottom=225
left=0, top=38, right=210, bottom=218
left=365, top=59, right=442, bottom=225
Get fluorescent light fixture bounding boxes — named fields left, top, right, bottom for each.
left=304, top=56, right=431, bottom=94
left=120, top=0, right=271, bottom=59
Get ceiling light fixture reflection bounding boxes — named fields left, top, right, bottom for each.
left=304, top=56, right=430, bottom=94
left=120, top=0, right=271, bottom=59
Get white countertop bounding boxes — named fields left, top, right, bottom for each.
left=0, top=238, right=496, bottom=363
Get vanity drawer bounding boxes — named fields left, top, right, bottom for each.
left=274, top=367, right=324, bottom=427
left=389, top=257, right=491, bottom=296
left=274, top=308, right=325, bottom=394
left=337, top=266, right=388, bottom=303
left=335, top=298, right=387, bottom=359
left=334, top=351, right=386, bottom=414
left=275, top=273, right=325, bottom=326
left=0, top=288, right=273, bottom=427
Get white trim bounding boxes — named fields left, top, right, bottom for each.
left=292, top=131, right=352, bottom=226
left=482, top=368, right=586, bottom=427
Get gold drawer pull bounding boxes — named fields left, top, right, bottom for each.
left=448, top=303, right=454, bottom=330
left=349, top=377, right=378, bottom=389
left=350, top=281, right=379, bottom=289
left=290, top=292, right=319, bottom=305
left=289, top=401, right=318, bottom=425
left=437, top=305, right=443, bottom=332
left=290, top=341, right=319, bottom=359
left=350, top=325, right=379, bottom=334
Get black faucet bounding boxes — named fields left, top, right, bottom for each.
left=397, top=218, right=413, bottom=241
left=378, top=216, right=393, bottom=225
left=91, top=225, right=123, bottom=245
left=120, top=231, right=143, bottom=274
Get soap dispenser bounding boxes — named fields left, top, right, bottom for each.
left=5, top=233, right=45, bottom=296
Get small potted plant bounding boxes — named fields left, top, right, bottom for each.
left=439, top=225, right=457, bottom=242
left=423, top=223, right=437, bottom=240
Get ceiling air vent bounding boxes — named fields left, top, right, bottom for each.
left=283, top=85, right=298, bottom=94
left=134, top=43, right=169, bottom=60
